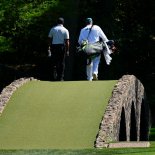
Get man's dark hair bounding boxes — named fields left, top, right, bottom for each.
left=86, top=18, right=93, bottom=25
left=57, top=17, right=64, bottom=24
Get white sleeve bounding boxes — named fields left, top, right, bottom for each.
left=65, top=29, right=69, bottom=40
left=48, top=28, right=53, bottom=38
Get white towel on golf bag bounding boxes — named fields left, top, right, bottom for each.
left=103, top=41, right=112, bottom=65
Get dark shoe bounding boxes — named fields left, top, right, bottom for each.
left=93, top=74, right=98, bottom=80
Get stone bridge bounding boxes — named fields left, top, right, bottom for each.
left=95, top=75, right=151, bottom=148
left=0, top=75, right=151, bottom=148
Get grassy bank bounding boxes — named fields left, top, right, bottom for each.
left=0, top=144, right=155, bottom=155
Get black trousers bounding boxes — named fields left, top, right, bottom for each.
left=50, top=44, right=65, bottom=81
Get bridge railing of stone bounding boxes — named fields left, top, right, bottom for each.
left=0, top=77, right=37, bottom=115
left=95, top=75, right=151, bottom=148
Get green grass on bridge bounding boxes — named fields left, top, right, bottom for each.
left=0, top=80, right=116, bottom=149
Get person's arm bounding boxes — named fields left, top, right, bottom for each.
left=48, top=28, right=52, bottom=41
left=48, top=28, right=53, bottom=56
left=47, top=37, right=52, bottom=56
left=48, top=37, right=52, bottom=48
left=65, top=39, right=70, bottom=56
left=64, top=29, right=70, bottom=56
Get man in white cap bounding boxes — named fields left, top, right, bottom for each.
left=78, top=18, right=109, bottom=81
left=48, top=17, right=69, bottom=81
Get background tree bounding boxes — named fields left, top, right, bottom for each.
left=0, top=0, right=155, bottom=83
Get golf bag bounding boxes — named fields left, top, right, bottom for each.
left=77, top=40, right=114, bottom=60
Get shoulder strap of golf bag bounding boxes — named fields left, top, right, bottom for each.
left=87, top=25, right=93, bottom=40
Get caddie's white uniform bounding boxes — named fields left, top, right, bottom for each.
left=78, top=24, right=108, bottom=81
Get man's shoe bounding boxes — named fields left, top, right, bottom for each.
left=93, top=74, right=98, bottom=80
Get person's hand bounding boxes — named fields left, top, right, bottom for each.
left=111, top=45, right=116, bottom=53
left=48, top=46, right=51, bottom=57
left=66, top=51, right=69, bottom=56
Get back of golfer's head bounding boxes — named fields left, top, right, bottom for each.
left=86, top=18, right=93, bottom=25
left=57, top=17, right=64, bottom=24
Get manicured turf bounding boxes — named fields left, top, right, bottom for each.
left=0, top=143, right=155, bottom=155
left=0, top=80, right=116, bottom=149
left=150, top=126, right=155, bottom=141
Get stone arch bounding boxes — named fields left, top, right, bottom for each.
left=119, top=107, right=126, bottom=141
left=140, top=98, right=150, bottom=141
left=95, top=75, right=151, bottom=148
left=130, top=101, right=137, bottom=141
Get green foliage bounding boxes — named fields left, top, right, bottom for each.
left=0, top=0, right=155, bottom=80
left=19, top=1, right=58, bottom=24
left=0, top=36, right=14, bottom=53
left=0, top=0, right=59, bottom=63
left=0, top=0, right=154, bottom=68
